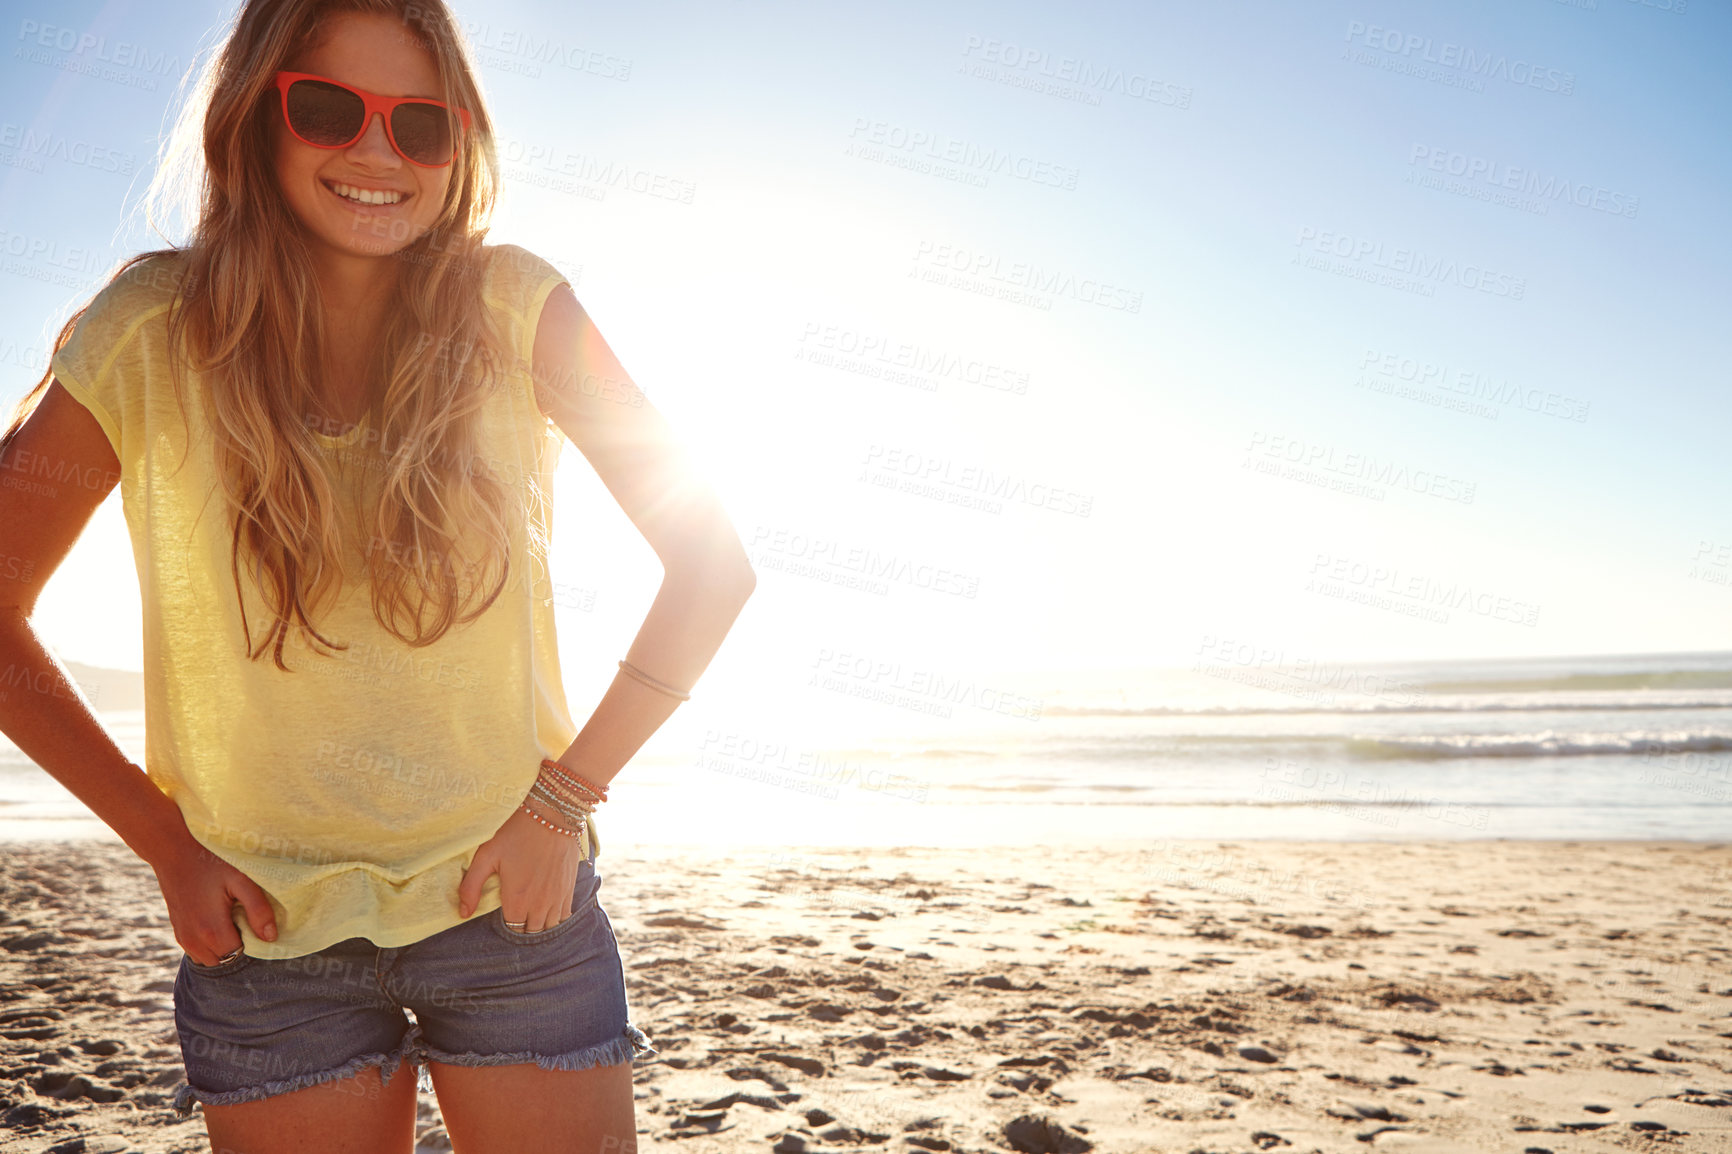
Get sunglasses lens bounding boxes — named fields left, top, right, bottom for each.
left=392, top=102, right=457, bottom=166
left=285, top=79, right=365, bottom=147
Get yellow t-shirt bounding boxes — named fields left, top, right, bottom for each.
left=50, top=243, right=596, bottom=959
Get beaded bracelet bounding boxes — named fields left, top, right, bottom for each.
left=538, top=768, right=600, bottom=808
left=525, top=793, right=586, bottom=833
left=529, top=780, right=591, bottom=827
left=520, top=757, right=608, bottom=841
left=518, top=799, right=585, bottom=840
left=534, top=774, right=594, bottom=810
left=543, top=777, right=604, bottom=811
left=541, top=758, right=608, bottom=802
left=540, top=755, right=609, bottom=800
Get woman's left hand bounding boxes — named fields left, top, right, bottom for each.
left=457, top=805, right=586, bottom=931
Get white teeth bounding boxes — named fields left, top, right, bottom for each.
left=329, top=181, right=403, bottom=206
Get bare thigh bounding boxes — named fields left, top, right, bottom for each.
left=200, top=1062, right=417, bottom=1154
left=429, top=1059, right=637, bottom=1154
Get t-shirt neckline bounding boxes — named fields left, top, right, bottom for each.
left=310, top=414, right=368, bottom=448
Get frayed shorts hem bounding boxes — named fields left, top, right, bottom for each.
left=170, top=1026, right=422, bottom=1119
left=420, top=1021, right=659, bottom=1073
left=169, top=1022, right=657, bottom=1117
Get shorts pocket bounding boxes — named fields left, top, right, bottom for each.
left=183, top=950, right=256, bottom=978
left=488, top=906, right=590, bottom=944
left=487, top=880, right=600, bottom=946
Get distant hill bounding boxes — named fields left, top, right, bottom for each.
left=61, top=661, right=145, bottom=712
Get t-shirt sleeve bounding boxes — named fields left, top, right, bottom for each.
left=487, top=244, right=574, bottom=431
left=491, top=244, right=571, bottom=363
left=48, top=260, right=172, bottom=464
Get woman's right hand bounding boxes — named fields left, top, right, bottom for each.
left=149, top=838, right=279, bottom=965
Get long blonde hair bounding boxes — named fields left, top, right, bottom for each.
left=3, top=0, right=531, bottom=671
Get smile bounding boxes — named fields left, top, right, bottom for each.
left=323, top=179, right=408, bottom=207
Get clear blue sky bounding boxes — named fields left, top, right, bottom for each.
left=2, top=0, right=1728, bottom=702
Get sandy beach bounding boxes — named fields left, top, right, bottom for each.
left=1, top=838, right=1729, bottom=1153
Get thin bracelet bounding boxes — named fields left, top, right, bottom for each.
left=530, top=761, right=603, bottom=829
left=530, top=778, right=588, bottom=815
left=618, top=658, right=692, bottom=702
left=520, top=799, right=583, bottom=838
left=536, top=776, right=597, bottom=815
left=534, top=774, right=596, bottom=810
left=529, top=781, right=591, bottom=826
left=541, top=758, right=609, bottom=802
left=541, top=756, right=608, bottom=799
left=519, top=800, right=585, bottom=839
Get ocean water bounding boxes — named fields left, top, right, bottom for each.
left=651, top=649, right=1732, bottom=845
left=796, top=649, right=1732, bottom=843
left=5, top=652, right=1730, bottom=846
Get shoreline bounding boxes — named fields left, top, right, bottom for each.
left=1, top=838, right=1729, bottom=1152
left=6, top=807, right=1725, bottom=845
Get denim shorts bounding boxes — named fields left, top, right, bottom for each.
left=170, top=849, right=656, bottom=1117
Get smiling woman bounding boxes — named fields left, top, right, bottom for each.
left=270, top=63, right=458, bottom=256
left=264, top=10, right=469, bottom=436
left=0, top=0, right=754, bottom=1151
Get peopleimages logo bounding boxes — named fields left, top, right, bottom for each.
left=1244, top=431, right=1478, bottom=505
left=808, top=648, right=1044, bottom=721
left=1358, top=349, right=1591, bottom=423
left=750, top=525, right=980, bottom=599
left=911, top=240, right=1143, bottom=313
left=0, top=123, right=135, bottom=175
left=1408, top=146, right=1638, bottom=219
left=1307, top=553, right=1541, bottom=627
left=1294, top=227, right=1526, bottom=300
left=1343, top=21, right=1575, bottom=94
left=497, top=137, right=696, bottom=205
left=846, top=118, right=1081, bottom=190
left=958, top=35, right=1192, bottom=108
left=15, top=20, right=182, bottom=76
left=795, top=322, right=1031, bottom=396
left=860, top=443, right=1094, bottom=518
left=402, top=7, right=632, bottom=80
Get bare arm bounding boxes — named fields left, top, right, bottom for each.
left=0, top=383, right=188, bottom=864
left=0, top=381, right=277, bottom=955
left=456, top=283, right=756, bottom=926
left=530, top=282, right=757, bottom=786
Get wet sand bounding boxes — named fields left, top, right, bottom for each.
left=1, top=838, right=1729, bottom=1152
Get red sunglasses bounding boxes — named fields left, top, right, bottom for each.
left=273, top=70, right=472, bottom=168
